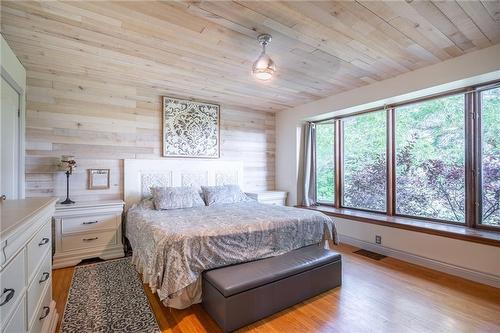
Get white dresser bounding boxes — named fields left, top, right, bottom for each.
left=0, top=198, right=58, bottom=333
left=246, top=191, right=288, bottom=206
left=52, top=200, right=124, bottom=269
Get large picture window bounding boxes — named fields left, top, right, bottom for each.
left=314, top=81, right=499, bottom=231
left=395, top=95, right=465, bottom=222
left=480, top=87, right=500, bottom=226
left=343, top=111, right=386, bottom=211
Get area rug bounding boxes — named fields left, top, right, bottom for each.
left=61, top=258, right=160, bottom=333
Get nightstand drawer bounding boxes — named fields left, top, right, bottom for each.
left=246, top=191, right=288, bottom=206
left=62, top=230, right=116, bottom=252
left=62, top=214, right=119, bottom=234
left=262, top=199, right=286, bottom=206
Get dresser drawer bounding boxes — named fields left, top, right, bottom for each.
left=27, top=220, right=51, bottom=280
left=2, top=296, right=26, bottom=333
left=0, top=227, right=33, bottom=269
left=29, top=285, right=51, bottom=333
left=27, top=251, right=52, bottom=325
left=62, top=230, right=116, bottom=252
left=0, top=248, right=25, bottom=323
left=62, top=214, right=119, bottom=234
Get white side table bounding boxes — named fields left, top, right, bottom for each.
left=52, top=200, right=124, bottom=268
left=246, top=191, right=288, bottom=206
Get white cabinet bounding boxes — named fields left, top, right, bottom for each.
left=0, top=197, right=58, bottom=333
left=246, top=191, right=288, bottom=206
left=53, top=200, right=125, bottom=269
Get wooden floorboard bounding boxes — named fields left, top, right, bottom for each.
left=52, top=244, right=500, bottom=332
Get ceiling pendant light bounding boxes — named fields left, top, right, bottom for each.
left=252, top=34, right=276, bottom=81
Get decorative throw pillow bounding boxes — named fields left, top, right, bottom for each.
left=150, top=186, right=205, bottom=210
left=201, top=184, right=250, bottom=206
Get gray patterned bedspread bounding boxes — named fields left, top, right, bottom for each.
left=126, top=200, right=338, bottom=307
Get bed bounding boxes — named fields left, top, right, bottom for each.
left=124, top=159, right=338, bottom=309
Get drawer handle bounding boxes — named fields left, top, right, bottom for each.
left=39, top=306, right=50, bottom=320
left=39, top=272, right=50, bottom=283
left=0, top=288, right=15, bottom=306
left=82, top=221, right=98, bottom=225
left=38, top=237, right=50, bottom=246
left=83, top=237, right=98, bottom=242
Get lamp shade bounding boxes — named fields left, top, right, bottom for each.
left=59, top=155, right=77, bottom=173
left=252, top=34, right=276, bottom=81
left=252, top=52, right=276, bottom=81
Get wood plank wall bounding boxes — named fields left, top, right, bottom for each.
left=25, top=70, right=275, bottom=201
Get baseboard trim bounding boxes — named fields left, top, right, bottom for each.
left=339, top=234, right=500, bottom=289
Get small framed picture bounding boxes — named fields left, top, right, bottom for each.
left=88, top=169, right=110, bottom=190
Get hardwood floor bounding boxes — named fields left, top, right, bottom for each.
left=52, top=244, right=500, bottom=333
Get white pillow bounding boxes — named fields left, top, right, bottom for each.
left=201, top=185, right=251, bottom=206
left=150, top=186, right=205, bottom=210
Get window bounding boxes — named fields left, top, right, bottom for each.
left=395, top=95, right=466, bottom=223
left=316, top=123, right=335, bottom=203
left=480, top=87, right=500, bottom=226
left=342, top=111, right=386, bottom=211
left=313, top=80, right=499, bottom=231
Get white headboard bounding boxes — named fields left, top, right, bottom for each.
left=123, top=159, right=244, bottom=209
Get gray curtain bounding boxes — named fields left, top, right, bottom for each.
left=302, top=122, right=317, bottom=207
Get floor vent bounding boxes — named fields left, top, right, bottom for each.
left=354, top=249, right=387, bottom=261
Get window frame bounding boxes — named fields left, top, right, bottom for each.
left=313, top=79, right=500, bottom=231
left=315, top=121, right=336, bottom=205
left=340, top=110, right=388, bottom=213
left=475, top=83, right=500, bottom=231
left=393, top=92, right=468, bottom=225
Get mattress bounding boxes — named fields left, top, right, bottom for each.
left=126, top=200, right=338, bottom=309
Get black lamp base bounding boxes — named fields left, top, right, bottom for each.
left=61, top=170, right=75, bottom=205
left=60, top=198, right=75, bottom=205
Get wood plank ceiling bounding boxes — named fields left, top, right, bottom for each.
left=1, top=1, right=500, bottom=112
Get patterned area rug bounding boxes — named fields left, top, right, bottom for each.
left=61, top=258, right=160, bottom=333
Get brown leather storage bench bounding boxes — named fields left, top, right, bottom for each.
left=202, top=245, right=342, bottom=332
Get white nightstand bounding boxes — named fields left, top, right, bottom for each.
left=52, top=200, right=124, bottom=268
left=246, top=191, right=288, bottom=206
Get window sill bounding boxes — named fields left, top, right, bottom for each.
left=297, top=205, right=500, bottom=248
